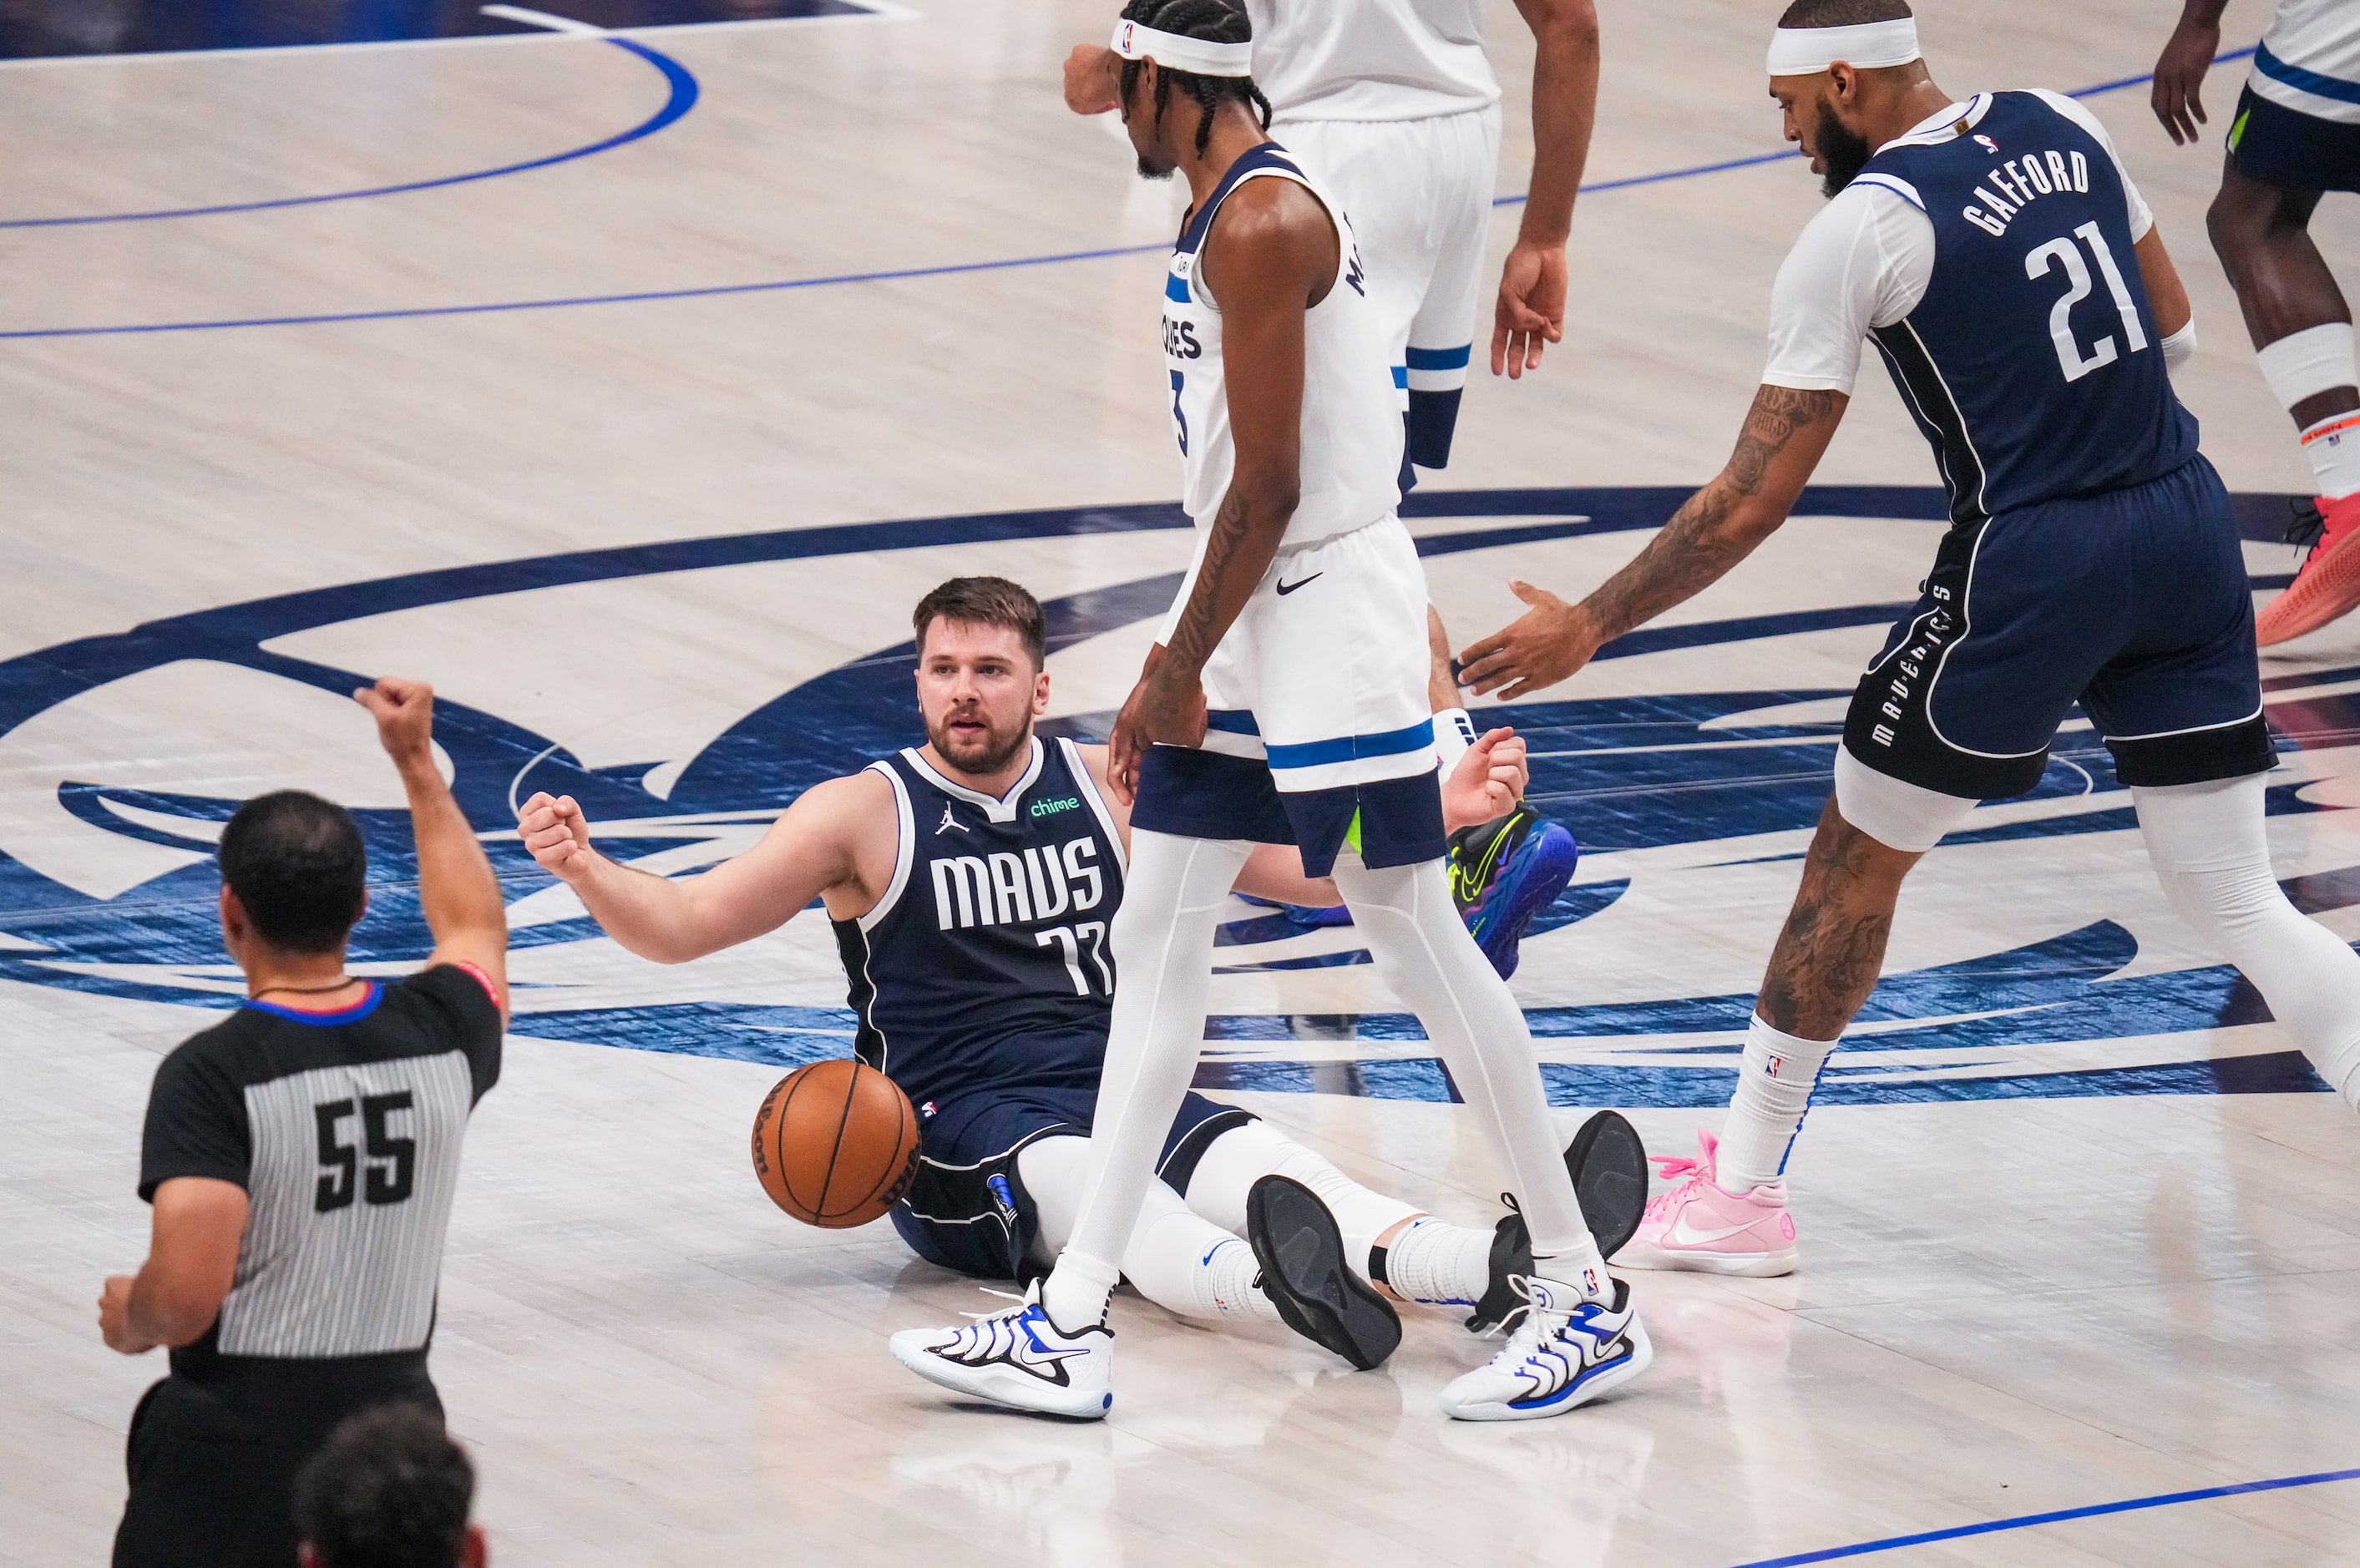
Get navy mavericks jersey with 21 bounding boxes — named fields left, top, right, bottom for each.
left=831, top=738, right=1128, bottom=1115
left=1861, top=91, right=2196, bottom=523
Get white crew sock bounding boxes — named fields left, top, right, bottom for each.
left=2135, top=774, right=2360, bottom=1111
left=1378, top=1216, right=1496, bottom=1310
left=1716, top=1014, right=1840, bottom=1192
left=1041, top=830, right=1254, bottom=1333
left=2299, top=412, right=2360, bottom=500
left=1330, top=855, right=1608, bottom=1295
left=1178, top=1120, right=1420, bottom=1285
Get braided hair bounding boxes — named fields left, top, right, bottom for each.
left=1117, top=0, right=1273, bottom=158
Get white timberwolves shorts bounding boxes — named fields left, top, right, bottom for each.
left=1273, top=106, right=1503, bottom=471
left=1137, top=515, right=1443, bottom=875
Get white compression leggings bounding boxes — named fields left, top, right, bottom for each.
left=1018, top=1121, right=1422, bottom=1322
left=1043, top=831, right=1598, bottom=1330
left=2135, top=773, right=2360, bottom=1108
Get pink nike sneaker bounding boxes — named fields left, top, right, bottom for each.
left=1617, top=1130, right=1799, bottom=1277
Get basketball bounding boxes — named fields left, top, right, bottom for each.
left=750, top=1060, right=920, bottom=1228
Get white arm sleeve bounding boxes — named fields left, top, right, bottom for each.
left=1761, top=182, right=1936, bottom=396
left=2028, top=89, right=2155, bottom=240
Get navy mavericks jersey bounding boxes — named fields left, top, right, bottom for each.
left=1860, top=92, right=2197, bottom=524
left=831, top=737, right=1127, bottom=1114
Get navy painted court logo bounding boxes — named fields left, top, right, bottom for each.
left=0, top=487, right=2347, bottom=1109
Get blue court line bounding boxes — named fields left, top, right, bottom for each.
left=0, top=36, right=696, bottom=230
left=0, top=44, right=2256, bottom=340
left=1727, top=1464, right=2360, bottom=1568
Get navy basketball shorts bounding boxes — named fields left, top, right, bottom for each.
left=1842, top=455, right=2276, bottom=801
left=2227, top=85, right=2360, bottom=194
left=889, top=1085, right=1253, bottom=1281
left=1132, top=513, right=1448, bottom=876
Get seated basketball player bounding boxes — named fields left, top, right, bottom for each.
left=519, top=577, right=1643, bottom=1370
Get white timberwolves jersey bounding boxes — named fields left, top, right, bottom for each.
left=1246, top=0, right=1500, bottom=122
left=1162, top=145, right=1403, bottom=549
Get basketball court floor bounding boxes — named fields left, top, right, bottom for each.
left=8, top=1, right=2360, bottom=1562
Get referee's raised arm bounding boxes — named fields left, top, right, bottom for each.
left=356, top=678, right=509, bottom=1024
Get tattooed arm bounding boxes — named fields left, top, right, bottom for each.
left=1104, top=175, right=1341, bottom=801
left=1456, top=383, right=1847, bottom=699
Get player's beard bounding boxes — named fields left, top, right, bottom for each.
left=1814, top=104, right=1874, bottom=199
left=926, top=706, right=1032, bottom=777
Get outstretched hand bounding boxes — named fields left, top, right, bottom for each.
left=1064, top=43, right=1122, bottom=114
left=1105, top=646, right=1208, bottom=805
left=354, top=677, right=436, bottom=770
left=2150, top=18, right=2219, bottom=144
left=1492, top=239, right=1568, bottom=378
left=518, top=791, right=595, bottom=883
left=1443, top=726, right=1527, bottom=828
left=1456, top=579, right=1600, bottom=700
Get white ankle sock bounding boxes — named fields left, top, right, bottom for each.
left=1716, top=1014, right=1839, bottom=1191
left=2299, top=412, right=2360, bottom=499
left=1377, top=1217, right=1494, bottom=1309
left=1198, top=1237, right=1281, bottom=1323
left=1041, top=1250, right=1120, bottom=1333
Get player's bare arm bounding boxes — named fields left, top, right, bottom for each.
left=1457, top=384, right=1846, bottom=697
left=518, top=771, right=894, bottom=964
left=2135, top=227, right=2195, bottom=336
left=357, top=677, right=511, bottom=1019
left=2150, top=0, right=2233, bottom=144
left=1495, top=0, right=1600, bottom=378
left=1078, top=724, right=1533, bottom=904
left=1107, top=175, right=1337, bottom=798
left=99, top=1176, right=247, bottom=1355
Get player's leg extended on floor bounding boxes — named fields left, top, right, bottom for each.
left=1183, top=1120, right=1501, bottom=1313
left=1038, top=829, right=1254, bottom=1334
left=2135, top=771, right=2360, bottom=1108
left=2215, top=167, right=2360, bottom=642
left=1016, top=1135, right=1277, bottom=1326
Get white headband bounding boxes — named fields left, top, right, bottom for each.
left=1765, top=18, right=1922, bottom=76
left=1110, top=18, right=1253, bottom=78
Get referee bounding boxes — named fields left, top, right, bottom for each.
left=98, top=677, right=509, bottom=1568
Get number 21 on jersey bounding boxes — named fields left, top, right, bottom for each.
left=2025, top=221, right=2149, bottom=382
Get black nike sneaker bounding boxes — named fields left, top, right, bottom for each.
left=1245, top=1175, right=1402, bottom=1369
left=1466, top=1110, right=1651, bottom=1333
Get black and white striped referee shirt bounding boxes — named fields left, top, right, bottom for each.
left=138, top=965, right=501, bottom=1368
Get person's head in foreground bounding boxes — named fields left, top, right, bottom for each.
left=911, top=574, right=1051, bottom=776
left=216, top=787, right=369, bottom=972
left=294, top=1404, right=485, bottom=1568
left=1766, top=0, right=1936, bottom=200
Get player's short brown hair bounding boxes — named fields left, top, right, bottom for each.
left=911, top=577, right=1048, bottom=670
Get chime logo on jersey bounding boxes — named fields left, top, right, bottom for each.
left=929, top=838, right=1106, bottom=931
left=0, top=487, right=2344, bottom=1110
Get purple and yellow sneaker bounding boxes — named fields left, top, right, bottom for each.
left=1447, top=807, right=1579, bottom=980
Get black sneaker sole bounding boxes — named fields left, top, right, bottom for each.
left=1245, top=1175, right=1402, bottom=1371
left=1566, top=1110, right=1648, bottom=1261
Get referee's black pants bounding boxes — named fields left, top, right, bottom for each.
left=113, top=1350, right=441, bottom=1568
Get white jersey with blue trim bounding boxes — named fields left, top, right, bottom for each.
left=1245, top=0, right=1500, bottom=123
left=1162, top=143, right=1404, bottom=549
left=2254, top=0, right=2360, bottom=124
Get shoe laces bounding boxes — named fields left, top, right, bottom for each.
left=1640, top=1131, right=1720, bottom=1221
left=2287, top=498, right=2328, bottom=564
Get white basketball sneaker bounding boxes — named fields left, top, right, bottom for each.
left=1437, top=1273, right=1652, bottom=1422
left=890, top=1281, right=1114, bottom=1420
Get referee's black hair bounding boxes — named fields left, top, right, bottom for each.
left=294, top=1404, right=474, bottom=1568
left=1117, top=0, right=1272, bottom=158
left=219, top=789, right=368, bottom=955
left=1776, top=0, right=1912, bottom=27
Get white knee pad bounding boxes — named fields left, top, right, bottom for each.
left=1832, top=747, right=1978, bottom=854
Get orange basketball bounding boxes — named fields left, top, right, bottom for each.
left=750, top=1059, right=920, bottom=1227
